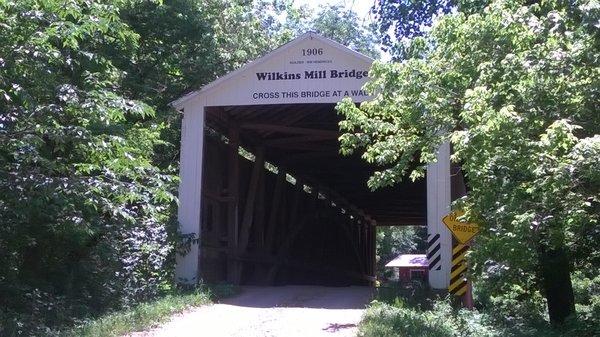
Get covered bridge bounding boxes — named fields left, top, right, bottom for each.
left=171, top=32, right=454, bottom=288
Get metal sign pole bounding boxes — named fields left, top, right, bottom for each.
left=463, top=238, right=475, bottom=310
left=464, top=280, right=474, bottom=309
left=444, top=211, right=479, bottom=308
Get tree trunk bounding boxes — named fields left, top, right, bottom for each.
left=538, top=244, right=576, bottom=325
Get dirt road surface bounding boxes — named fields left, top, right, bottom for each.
left=133, top=285, right=372, bottom=337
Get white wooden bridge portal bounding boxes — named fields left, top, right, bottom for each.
left=171, top=32, right=453, bottom=288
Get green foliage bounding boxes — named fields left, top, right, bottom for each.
left=359, top=300, right=499, bottom=337
left=118, top=0, right=277, bottom=168
left=569, top=271, right=600, bottom=336
left=0, top=0, right=273, bottom=334
left=309, top=5, right=381, bottom=59
left=375, top=282, right=442, bottom=310
left=475, top=280, right=549, bottom=332
left=360, top=290, right=600, bottom=337
left=338, top=0, right=599, bottom=324
left=57, top=286, right=217, bottom=337
left=471, top=271, right=600, bottom=335
left=0, top=1, right=182, bottom=334
left=374, top=0, right=454, bottom=57
left=254, top=1, right=381, bottom=58
left=374, top=0, right=490, bottom=58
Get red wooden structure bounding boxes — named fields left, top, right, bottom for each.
left=385, top=254, right=429, bottom=283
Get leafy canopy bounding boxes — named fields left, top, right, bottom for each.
left=373, top=0, right=490, bottom=59
left=0, top=0, right=177, bottom=316
left=0, top=0, right=278, bottom=333
left=255, top=1, right=381, bottom=58
left=337, top=0, right=599, bottom=314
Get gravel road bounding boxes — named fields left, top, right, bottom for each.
left=132, top=285, right=372, bottom=337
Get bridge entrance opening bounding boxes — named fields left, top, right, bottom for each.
left=198, top=103, right=426, bottom=286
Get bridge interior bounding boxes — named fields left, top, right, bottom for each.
left=199, top=103, right=426, bottom=286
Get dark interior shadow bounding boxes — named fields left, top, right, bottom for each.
left=218, top=285, right=374, bottom=309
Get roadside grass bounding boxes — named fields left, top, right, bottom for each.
left=58, top=284, right=237, bottom=337
left=358, top=280, right=600, bottom=337
left=358, top=299, right=499, bottom=337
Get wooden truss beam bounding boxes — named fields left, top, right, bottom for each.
left=238, top=147, right=265, bottom=253
left=375, top=216, right=427, bottom=226
left=226, top=124, right=240, bottom=283
left=265, top=170, right=286, bottom=254
left=241, top=123, right=338, bottom=137
left=264, top=134, right=337, bottom=146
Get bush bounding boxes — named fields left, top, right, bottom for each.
left=0, top=213, right=179, bottom=336
left=58, top=287, right=214, bottom=337
left=474, top=281, right=548, bottom=331
left=375, top=281, right=443, bottom=310
left=469, top=270, right=600, bottom=336
left=360, top=271, right=600, bottom=337
left=567, top=271, right=600, bottom=337
left=0, top=1, right=181, bottom=335
left=359, top=300, right=499, bottom=337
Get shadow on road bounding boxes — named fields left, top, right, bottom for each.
left=219, top=285, right=373, bottom=309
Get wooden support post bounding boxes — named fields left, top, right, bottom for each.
left=354, top=221, right=365, bottom=275
left=318, top=199, right=329, bottom=265
left=238, top=147, right=265, bottom=252
left=252, top=176, right=266, bottom=285
left=362, top=224, right=368, bottom=280
left=226, top=125, right=240, bottom=283
left=265, top=170, right=286, bottom=254
left=371, top=225, right=377, bottom=284
left=233, top=147, right=265, bottom=284
left=336, top=217, right=365, bottom=276
left=255, top=168, right=266, bottom=249
left=285, top=178, right=303, bottom=237
left=361, top=223, right=368, bottom=276
left=366, top=226, right=370, bottom=271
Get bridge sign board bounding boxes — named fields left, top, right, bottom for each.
left=442, top=210, right=479, bottom=244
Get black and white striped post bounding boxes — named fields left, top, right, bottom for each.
left=426, top=233, right=442, bottom=271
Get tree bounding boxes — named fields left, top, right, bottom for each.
left=255, top=1, right=381, bottom=58
left=338, top=0, right=599, bottom=324
left=310, top=5, right=381, bottom=59
left=373, top=0, right=489, bottom=59
left=374, top=0, right=454, bottom=40
left=0, top=0, right=274, bottom=333
left=0, top=0, right=180, bottom=331
left=118, top=0, right=276, bottom=168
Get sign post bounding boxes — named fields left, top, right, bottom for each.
left=442, top=210, right=479, bottom=309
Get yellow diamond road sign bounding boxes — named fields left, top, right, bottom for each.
left=442, top=210, right=480, bottom=244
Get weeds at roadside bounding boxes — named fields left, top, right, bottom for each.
left=55, top=283, right=237, bottom=337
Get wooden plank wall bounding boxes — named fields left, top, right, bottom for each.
left=199, top=131, right=376, bottom=286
